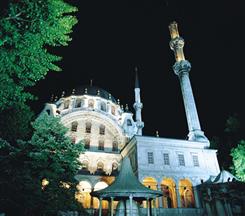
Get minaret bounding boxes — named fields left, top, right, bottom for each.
left=168, top=21, right=208, bottom=143
left=133, top=67, right=144, bottom=135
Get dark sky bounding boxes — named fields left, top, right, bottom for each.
left=31, top=0, right=244, bottom=140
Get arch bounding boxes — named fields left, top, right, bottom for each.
left=112, top=162, right=119, bottom=171
left=179, top=179, right=195, bottom=208
left=111, top=106, right=116, bottom=115
left=161, top=178, right=177, bottom=208
left=112, top=140, right=118, bottom=152
left=98, top=140, right=104, bottom=151
left=97, top=161, right=104, bottom=171
left=127, top=119, right=132, bottom=126
left=99, top=124, right=105, bottom=135
left=100, top=101, right=107, bottom=112
left=84, top=138, right=90, bottom=149
left=88, top=99, right=94, bottom=108
left=142, top=177, right=158, bottom=208
left=71, top=121, right=78, bottom=132
left=76, top=181, right=92, bottom=208
left=81, top=160, right=89, bottom=170
left=75, top=98, right=84, bottom=108
left=93, top=181, right=109, bottom=209
left=85, top=122, right=92, bottom=133
left=64, top=100, right=70, bottom=109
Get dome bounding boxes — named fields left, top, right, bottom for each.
left=66, top=85, right=117, bottom=103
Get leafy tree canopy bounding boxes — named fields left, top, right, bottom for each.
left=0, top=0, right=78, bottom=110
left=231, top=140, right=245, bottom=182
left=0, top=113, right=85, bottom=215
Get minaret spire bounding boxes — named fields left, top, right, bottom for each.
left=169, top=21, right=208, bottom=144
left=133, top=67, right=144, bottom=135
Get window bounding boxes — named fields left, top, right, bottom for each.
left=71, top=121, right=78, bottom=132
left=111, top=106, right=115, bottom=115
left=88, top=99, right=94, bottom=108
left=192, top=155, right=199, bottom=167
left=64, top=100, right=70, bottom=109
left=71, top=136, right=76, bottom=144
left=100, top=102, right=106, bottom=111
left=99, top=124, right=105, bottom=135
left=46, top=109, right=50, bottom=115
left=163, top=153, right=170, bottom=165
left=84, top=139, right=90, bottom=149
left=178, top=154, right=185, bottom=166
left=98, top=140, right=104, bottom=151
left=148, top=152, right=154, bottom=164
left=75, top=98, right=83, bottom=108
left=85, top=122, right=92, bottom=133
left=112, top=141, right=118, bottom=152
left=127, top=119, right=132, bottom=126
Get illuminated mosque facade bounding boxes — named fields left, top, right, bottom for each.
left=41, top=22, right=231, bottom=215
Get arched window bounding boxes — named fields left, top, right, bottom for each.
left=142, top=177, right=159, bottom=208
left=75, top=98, right=83, bottom=108
left=112, top=141, right=118, bottom=152
left=88, top=99, right=94, bottom=108
left=111, top=106, right=115, bottom=115
left=85, top=122, right=92, bottom=133
left=46, top=109, right=50, bottom=115
left=179, top=179, right=195, bottom=208
left=127, top=119, right=132, bottom=126
left=76, top=181, right=92, bottom=208
left=98, top=140, right=104, bottom=150
left=71, top=121, right=78, bottom=132
left=71, top=136, right=76, bottom=144
left=84, top=139, right=90, bottom=149
left=97, top=161, right=104, bottom=170
left=100, top=102, right=106, bottom=111
left=161, top=178, right=177, bottom=208
left=99, top=124, right=105, bottom=135
left=64, top=100, right=70, bottom=109
left=81, top=160, right=89, bottom=170
left=112, top=162, right=118, bottom=171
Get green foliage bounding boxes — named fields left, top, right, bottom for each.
left=231, top=140, right=245, bottom=182
left=225, top=114, right=240, bottom=133
left=0, top=104, right=34, bottom=143
left=0, top=0, right=78, bottom=110
left=0, top=113, right=85, bottom=215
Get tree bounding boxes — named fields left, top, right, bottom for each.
left=231, top=140, right=245, bottom=181
left=0, top=104, right=34, bottom=143
left=0, top=113, right=86, bottom=215
left=0, top=0, right=78, bottom=110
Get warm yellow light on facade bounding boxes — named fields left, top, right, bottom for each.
left=60, top=181, right=71, bottom=189
left=41, top=178, right=49, bottom=189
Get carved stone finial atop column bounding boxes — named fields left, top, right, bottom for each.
left=54, top=96, right=58, bottom=102
left=169, top=21, right=185, bottom=62
left=61, top=91, right=65, bottom=98
left=84, top=88, right=88, bottom=94
left=156, top=130, right=159, bottom=137
left=97, top=89, right=100, bottom=96
left=72, top=89, right=76, bottom=95
left=125, top=104, right=129, bottom=112
left=117, top=99, right=120, bottom=105
left=121, top=105, right=124, bottom=111
left=50, top=94, right=54, bottom=102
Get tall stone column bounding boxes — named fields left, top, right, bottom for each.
left=134, top=69, right=144, bottom=135
left=169, top=21, right=208, bottom=143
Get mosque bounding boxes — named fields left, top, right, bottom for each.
left=42, top=22, right=243, bottom=215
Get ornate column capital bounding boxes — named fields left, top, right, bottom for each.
left=173, top=60, right=191, bottom=76
left=133, top=102, right=143, bottom=110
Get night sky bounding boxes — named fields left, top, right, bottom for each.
left=31, top=0, right=244, bottom=140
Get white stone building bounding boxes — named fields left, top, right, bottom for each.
left=41, top=22, right=221, bottom=215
